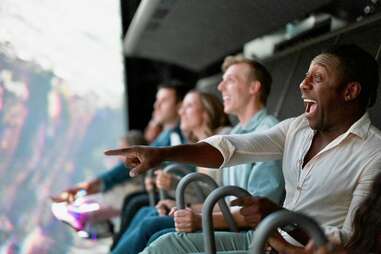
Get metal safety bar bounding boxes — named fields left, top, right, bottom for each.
left=251, top=209, right=328, bottom=254
left=202, top=186, right=251, bottom=254
left=176, top=173, right=239, bottom=234
left=201, top=185, right=328, bottom=254
left=159, top=163, right=197, bottom=200
left=147, top=169, right=157, bottom=206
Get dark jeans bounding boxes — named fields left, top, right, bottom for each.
left=111, top=206, right=175, bottom=254
left=111, top=191, right=150, bottom=250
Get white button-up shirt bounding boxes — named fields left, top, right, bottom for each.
left=203, top=113, right=381, bottom=244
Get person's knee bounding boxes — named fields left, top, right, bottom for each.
left=139, top=218, right=159, bottom=237
left=133, top=206, right=157, bottom=223
left=147, top=228, right=175, bottom=245
left=139, top=206, right=156, bottom=215
left=150, top=232, right=177, bottom=245
left=140, top=216, right=174, bottom=237
left=141, top=233, right=178, bottom=254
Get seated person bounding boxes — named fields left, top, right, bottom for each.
left=51, top=130, right=147, bottom=203
left=105, top=44, right=381, bottom=254
left=111, top=81, right=191, bottom=246
left=52, top=82, right=190, bottom=249
left=111, top=56, right=285, bottom=254
left=52, top=81, right=189, bottom=203
left=111, top=90, right=231, bottom=253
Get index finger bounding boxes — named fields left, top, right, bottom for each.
left=104, top=147, right=131, bottom=156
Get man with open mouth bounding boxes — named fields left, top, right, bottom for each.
left=106, top=44, right=381, bottom=254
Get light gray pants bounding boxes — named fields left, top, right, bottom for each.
left=140, top=230, right=255, bottom=254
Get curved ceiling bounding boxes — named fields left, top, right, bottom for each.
left=124, top=0, right=332, bottom=71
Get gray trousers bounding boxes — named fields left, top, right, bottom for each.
left=140, top=230, right=255, bottom=254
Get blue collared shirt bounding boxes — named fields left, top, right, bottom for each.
left=222, top=109, right=285, bottom=204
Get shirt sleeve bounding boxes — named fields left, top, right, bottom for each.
left=98, top=162, right=131, bottom=192
left=323, top=157, right=381, bottom=244
left=203, top=118, right=293, bottom=168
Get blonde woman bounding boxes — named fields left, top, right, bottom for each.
left=111, top=90, right=230, bottom=254
left=155, top=90, right=230, bottom=195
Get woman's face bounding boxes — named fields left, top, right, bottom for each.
left=178, top=92, right=206, bottom=133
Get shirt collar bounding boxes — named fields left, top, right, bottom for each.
left=304, top=112, right=371, bottom=140
left=235, top=108, right=268, bottom=133
left=308, top=112, right=371, bottom=160
left=345, top=112, right=371, bottom=140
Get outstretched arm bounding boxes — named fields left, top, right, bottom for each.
left=51, top=178, right=102, bottom=203
left=105, top=142, right=224, bottom=177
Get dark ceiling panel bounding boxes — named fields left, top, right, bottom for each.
left=124, top=0, right=332, bottom=71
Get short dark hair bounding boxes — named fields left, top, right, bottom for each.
left=158, top=80, right=190, bottom=103
left=322, top=44, right=379, bottom=108
left=222, top=55, right=272, bottom=105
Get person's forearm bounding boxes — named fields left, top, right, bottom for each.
left=98, top=162, right=130, bottom=192
left=211, top=210, right=251, bottom=230
left=161, top=142, right=224, bottom=168
left=190, top=203, right=203, bottom=213
left=87, top=178, right=103, bottom=194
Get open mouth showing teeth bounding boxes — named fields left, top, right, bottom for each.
left=303, top=99, right=317, bottom=114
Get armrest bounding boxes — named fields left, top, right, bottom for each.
left=251, top=210, right=328, bottom=254
left=202, top=186, right=252, bottom=254
left=176, top=173, right=239, bottom=234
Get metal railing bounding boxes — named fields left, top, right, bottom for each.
left=176, top=173, right=239, bottom=234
